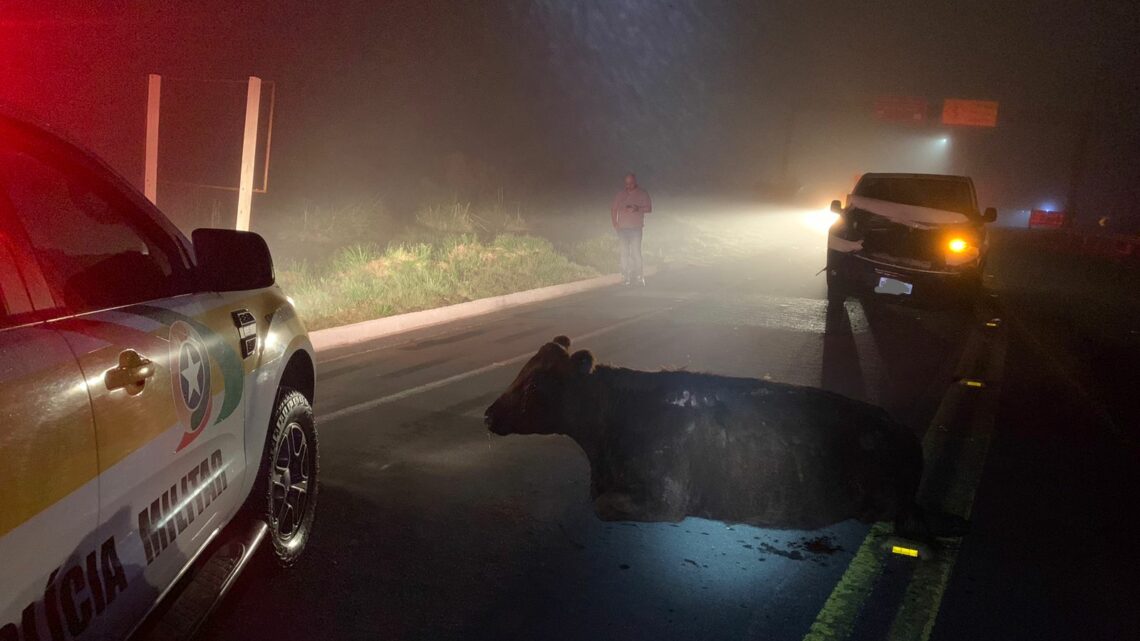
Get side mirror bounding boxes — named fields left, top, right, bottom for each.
left=830, top=200, right=844, bottom=214
left=192, top=228, right=275, bottom=292
left=982, top=207, right=997, bottom=223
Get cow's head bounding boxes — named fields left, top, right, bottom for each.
left=485, top=335, right=595, bottom=436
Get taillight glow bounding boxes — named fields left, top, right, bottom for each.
left=947, top=238, right=968, bottom=253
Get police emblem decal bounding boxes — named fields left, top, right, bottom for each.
left=171, top=320, right=214, bottom=451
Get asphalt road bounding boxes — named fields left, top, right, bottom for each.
left=931, top=231, right=1140, bottom=641
left=201, top=211, right=1136, bottom=640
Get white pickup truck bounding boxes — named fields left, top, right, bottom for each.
left=826, top=173, right=997, bottom=301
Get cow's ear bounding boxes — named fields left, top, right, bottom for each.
left=570, top=350, right=594, bottom=375
left=552, top=335, right=571, bottom=350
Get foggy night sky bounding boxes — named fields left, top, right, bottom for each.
left=2, top=0, right=1138, bottom=226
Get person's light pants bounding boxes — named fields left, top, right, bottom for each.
left=617, top=228, right=643, bottom=281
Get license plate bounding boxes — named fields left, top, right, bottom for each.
left=875, top=276, right=913, bottom=296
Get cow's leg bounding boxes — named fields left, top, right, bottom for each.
left=594, top=491, right=640, bottom=521
left=593, top=485, right=689, bottom=523
left=894, top=504, right=971, bottom=539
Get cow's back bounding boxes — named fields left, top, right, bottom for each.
left=580, top=368, right=922, bottom=529
left=633, top=375, right=919, bottom=528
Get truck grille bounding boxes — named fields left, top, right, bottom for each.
left=849, top=209, right=943, bottom=267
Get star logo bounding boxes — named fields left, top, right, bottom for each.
left=179, top=342, right=206, bottom=409
left=170, top=320, right=213, bottom=451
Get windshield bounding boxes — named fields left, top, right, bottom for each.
left=855, top=177, right=977, bottom=216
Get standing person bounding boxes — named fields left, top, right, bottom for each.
left=611, top=172, right=652, bottom=286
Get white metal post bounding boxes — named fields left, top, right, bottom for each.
left=144, top=74, right=161, bottom=204
left=236, top=76, right=262, bottom=231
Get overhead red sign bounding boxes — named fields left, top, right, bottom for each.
left=942, top=99, right=999, bottom=127
left=1029, top=209, right=1065, bottom=229
left=872, top=96, right=928, bottom=124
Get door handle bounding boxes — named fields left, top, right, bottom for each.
left=105, top=349, right=155, bottom=395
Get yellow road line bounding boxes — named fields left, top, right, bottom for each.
left=887, top=327, right=1006, bottom=641
left=802, top=522, right=892, bottom=641
left=802, top=308, right=1001, bottom=641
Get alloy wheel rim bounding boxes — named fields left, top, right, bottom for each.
left=270, top=422, right=310, bottom=541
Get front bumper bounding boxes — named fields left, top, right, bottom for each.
left=827, top=249, right=981, bottom=298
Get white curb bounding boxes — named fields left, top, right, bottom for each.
left=309, top=266, right=658, bottom=352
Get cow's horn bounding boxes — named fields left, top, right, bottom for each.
left=552, top=335, right=571, bottom=349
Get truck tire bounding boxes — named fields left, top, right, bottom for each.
left=247, top=388, right=319, bottom=568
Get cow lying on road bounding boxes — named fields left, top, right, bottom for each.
left=485, top=336, right=939, bottom=534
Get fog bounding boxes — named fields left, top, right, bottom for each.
left=4, top=6, right=1140, bottom=639
left=2, top=0, right=1138, bottom=232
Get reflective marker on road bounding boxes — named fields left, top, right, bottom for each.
left=961, top=379, right=986, bottom=388
left=891, top=545, right=919, bottom=558
left=882, top=536, right=930, bottom=559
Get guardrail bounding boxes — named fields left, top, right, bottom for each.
left=1023, top=229, right=1140, bottom=265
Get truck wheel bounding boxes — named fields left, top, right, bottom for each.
left=250, top=388, right=319, bottom=568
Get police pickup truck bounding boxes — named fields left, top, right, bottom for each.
left=0, top=112, right=318, bottom=640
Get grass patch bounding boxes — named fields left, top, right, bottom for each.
left=280, top=233, right=599, bottom=330
left=559, top=235, right=619, bottom=273
left=269, top=198, right=763, bottom=331
left=256, top=198, right=397, bottom=266
left=415, top=200, right=527, bottom=237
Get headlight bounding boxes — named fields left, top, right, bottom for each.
left=801, top=209, right=841, bottom=235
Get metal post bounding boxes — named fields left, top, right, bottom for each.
left=144, top=74, right=161, bottom=204
left=260, top=81, right=275, bottom=193
left=236, top=76, right=262, bottom=231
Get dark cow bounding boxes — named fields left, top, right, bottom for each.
left=485, top=336, right=930, bottom=533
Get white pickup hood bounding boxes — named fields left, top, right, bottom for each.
left=848, top=195, right=971, bottom=228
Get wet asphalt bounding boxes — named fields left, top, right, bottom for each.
left=201, top=213, right=1136, bottom=640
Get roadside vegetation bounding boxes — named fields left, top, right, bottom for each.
left=258, top=199, right=605, bottom=330
left=276, top=233, right=599, bottom=330
left=248, top=196, right=762, bottom=331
